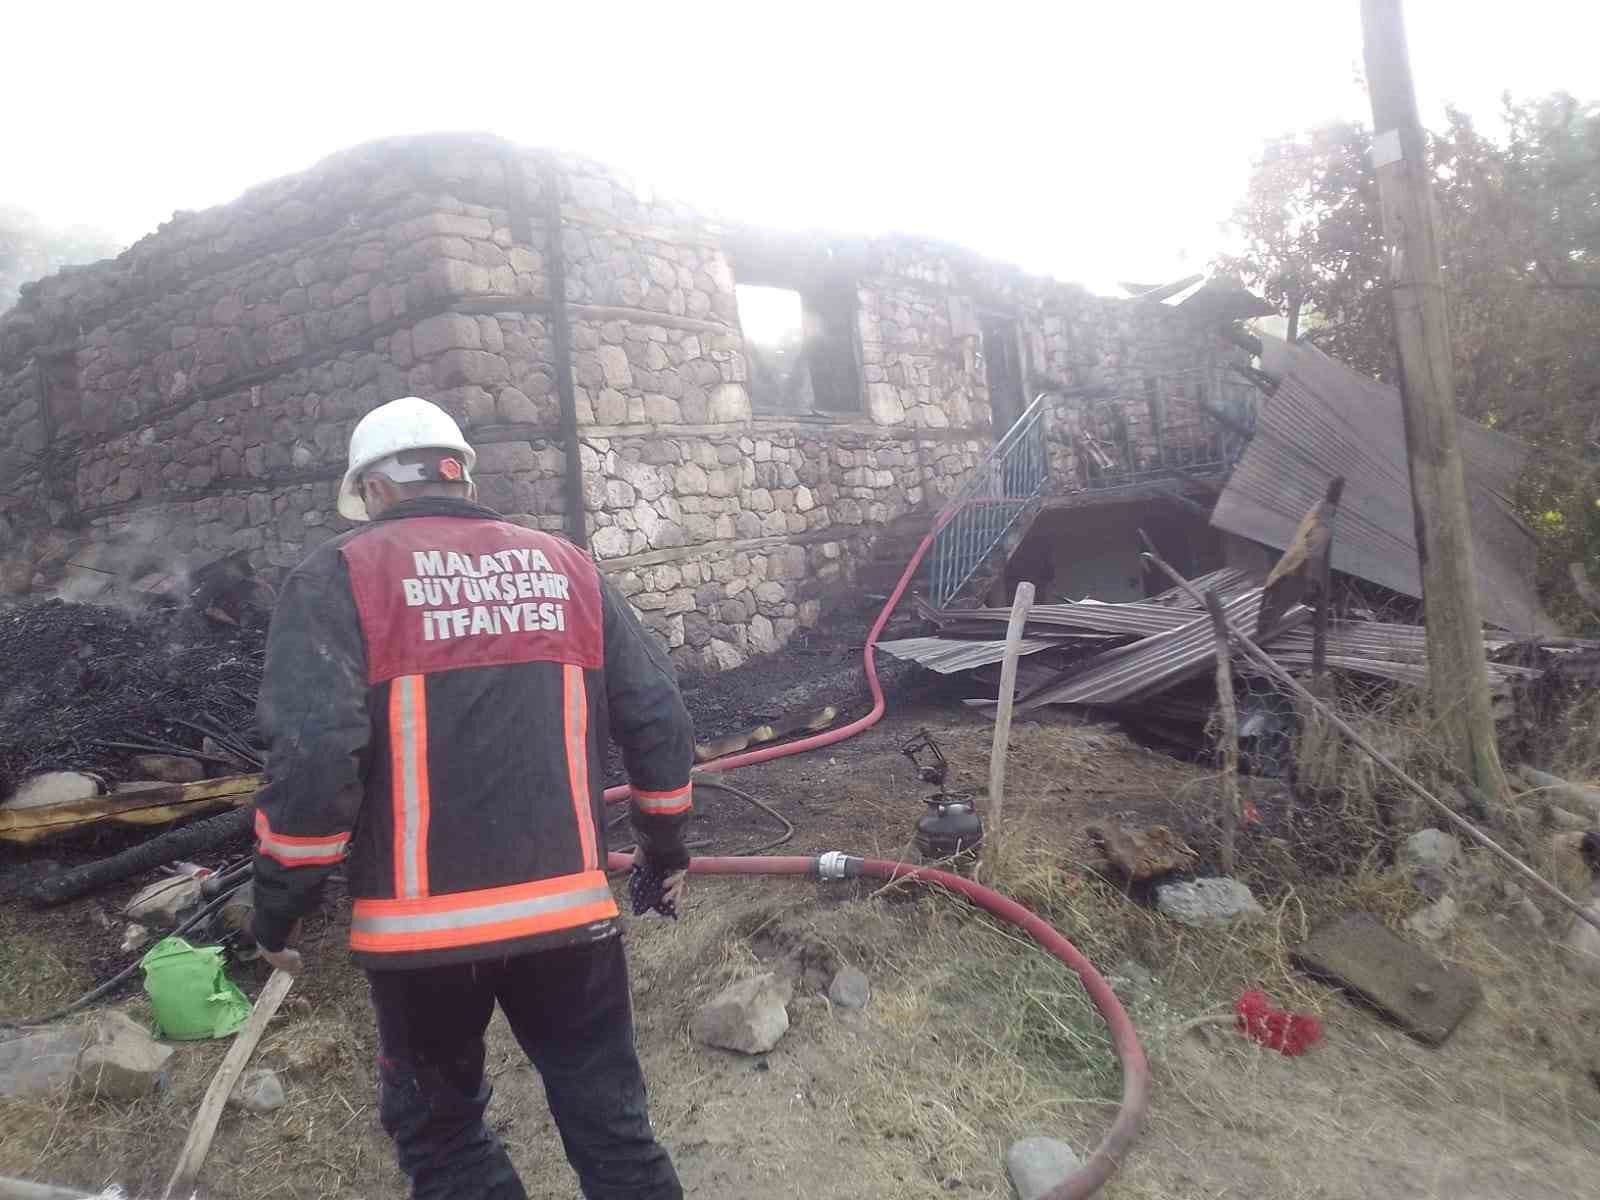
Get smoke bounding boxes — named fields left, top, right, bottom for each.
left=48, top=512, right=185, bottom=610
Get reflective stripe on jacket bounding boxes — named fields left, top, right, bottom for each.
left=250, top=497, right=695, bottom=969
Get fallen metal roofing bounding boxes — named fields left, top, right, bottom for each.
left=1209, top=336, right=1555, bottom=634
left=874, top=635, right=1094, bottom=675
left=884, top=592, right=1549, bottom=705
left=1014, top=589, right=1304, bottom=707
left=1146, top=566, right=1259, bottom=608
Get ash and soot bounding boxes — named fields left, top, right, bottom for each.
left=0, top=599, right=265, bottom=798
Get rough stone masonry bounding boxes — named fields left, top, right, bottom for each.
left=0, top=134, right=1246, bottom=672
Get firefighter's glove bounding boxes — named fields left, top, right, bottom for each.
left=629, top=859, right=680, bottom=920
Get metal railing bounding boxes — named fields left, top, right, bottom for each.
left=1075, top=374, right=1250, bottom=492
left=926, top=394, right=1049, bottom=608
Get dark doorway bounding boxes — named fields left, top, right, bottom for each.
left=980, top=317, right=1025, bottom=434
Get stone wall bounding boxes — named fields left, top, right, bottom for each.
left=0, top=134, right=1245, bottom=672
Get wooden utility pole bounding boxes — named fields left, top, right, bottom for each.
left=1361, top=0, right=1509, bottom=800
left=984, top=581, right=1035, bottom=880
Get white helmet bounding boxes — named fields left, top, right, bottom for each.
left=338, top=396, right=477, bottom=521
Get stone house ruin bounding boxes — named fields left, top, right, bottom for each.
left=0, top=134, right=1257, bottom=672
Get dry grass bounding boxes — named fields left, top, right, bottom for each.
left=5, top=708, right=1600, bottom=1198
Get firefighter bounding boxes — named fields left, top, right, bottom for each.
left=250, top=395, right=692, bottom=1200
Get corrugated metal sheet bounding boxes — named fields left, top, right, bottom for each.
left=1209, top=335, right=1555, bottom=634
left=1147, top=566, right=1259, bottom=608
left=903, top=595, right=1540, bottom=705
left=1266, top=652, right=1539, bottom=689
left=876, top=635, right=1093, bottom=675
left=1016, top=589, right=1304, bottom=708
left=931, top=601, right=1202, bottom=639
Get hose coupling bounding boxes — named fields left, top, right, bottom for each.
left=817, top=851, right=853, bottom=880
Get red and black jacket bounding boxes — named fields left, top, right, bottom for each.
left=250, top=497, right=694, bottom=970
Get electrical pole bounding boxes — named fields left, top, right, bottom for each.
left=1361, top=0, right=1509, bottom=800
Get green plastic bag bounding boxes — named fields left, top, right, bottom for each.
left=140, top=937, right=251, bottom=1040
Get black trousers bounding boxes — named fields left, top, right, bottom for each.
left=368, top=935, right=682, bottom=1200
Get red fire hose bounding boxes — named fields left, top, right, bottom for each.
left=598, top=488, right=942, bottom=807
left=608, top=849, right=1148, bottom=1200
left=605, top=500, right=1153, bottom=1198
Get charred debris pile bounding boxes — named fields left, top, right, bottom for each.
left=0, top=597, right=265, bottom=798
left=0, top=552, right=275, bottom=889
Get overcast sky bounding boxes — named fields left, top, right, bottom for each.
left=2, top=1, right=1593, bottom=294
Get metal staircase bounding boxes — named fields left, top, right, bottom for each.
left=925, top=393, right=1049, bottom=608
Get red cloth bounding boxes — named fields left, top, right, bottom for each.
left=1235, top=989, right=1323, bottom=1056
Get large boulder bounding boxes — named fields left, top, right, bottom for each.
left=76, top=1011, right=173, bottom=1100
left=0, top=1026, right=88, bottom=1099
left=691, top=973, right=792, bottom=1054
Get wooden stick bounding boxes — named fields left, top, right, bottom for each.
left=0, top=1177, right=95, bottom=1200
left=161, top=968, right=294, bottom=1200
left=1202, top=590, right=1241, bottom=876
left=985, top=581, right=1035, bottom=877
left=1138, top=548, right=1600, bottom=935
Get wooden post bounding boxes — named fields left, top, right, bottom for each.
left=162, top=969, right=295, bottom=1199
left=1361, top=0, right=1509, bottom=800
left=985, top=581, right=1035, bottom=877
left=1310, top=516, right=1334, bottom=687
left=1202, top=590, right=1241, bottom=876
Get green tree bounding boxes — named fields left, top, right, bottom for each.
left=1217, top=94, right=1600, bottom=622
left=1215, top=123, right=1391, bottom=375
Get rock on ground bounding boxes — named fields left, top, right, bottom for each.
left=130, top=753, right=205, bottom=783
left=1090, top=822, right=1197, bottom=881
left=5, top=770, right=100, bottom=809
left=691, top=973, right=792, bottom=1054
left=1156, top=878, right=1264, bottom=927
left=125, top=875, right=202, bottom=924
left=229, top=1067, right=286, bottom=1114
left=0, top=1025, right=88, bottom=1099
left=1402, top=829, right=1461, bottom=872
left=1006, top=1135, right=1083, bottom=1200
left=76, top=1011, right=173, bottom=1100
left=1404, top=895, right=1458, bottom=941
left=827, top=965, right=870, bottom=1010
